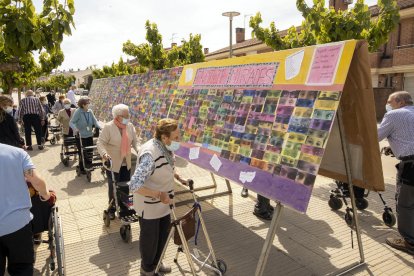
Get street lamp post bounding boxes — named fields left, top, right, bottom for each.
left=222, top=11, right=240, bottom=58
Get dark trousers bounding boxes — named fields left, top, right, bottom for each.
left=23, top=114, right=42, bottom=146
left=0, top=223, right=34, bottom=276
left=75, top=136, right=93, bottom=171
left=396, top=160, right=414, bottom=244
left=139, top=214, right=171, bottom=272
left=107, top=166, right=131, bottom=213
left=41, top=119, right=48, bottom=141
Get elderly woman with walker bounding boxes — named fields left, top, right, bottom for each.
left=129, top=118, right=188, bottom=276
left=97, top=103, right=139, bottom=220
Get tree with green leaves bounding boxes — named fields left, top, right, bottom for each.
left=250, top=0, right=399, bottom=52
left=123, top=20, right=205, bottom=71
left=91, top=57, right=147, bottom=79
left=0, top=0, right=75, bottom=93
left=35, top=74, right=75, bottom=92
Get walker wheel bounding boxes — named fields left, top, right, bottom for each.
left=356, top=198, right=369, bottom=210
left=103, top=210, right=111, bottom=227
left=213, top=259, right=227, bottom=275
left=328, top=196, right=343, bottom=210
left=50, top=137, right=56, bottom=145
left=344, top=209, right=354, bottom=227
left=120, top=225, right=131, bottom=243
left=62, top=157, right=69, bottom=167
left=50, top=262, right=55, bottom=271
left=383, top=209, right=396, bottom=227
left=86, top=171, right=92, bottom=182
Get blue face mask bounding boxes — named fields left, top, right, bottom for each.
left=122, top=118, right=130, bottom=125
left=385, top=104, right=393, bottom=112
left=166, top=141, right=180, bottom=152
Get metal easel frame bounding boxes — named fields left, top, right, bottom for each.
left=176, top=172, right=233, bottom=207
left=254, top=106, right=366, bottom=276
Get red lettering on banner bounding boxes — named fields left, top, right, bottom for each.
left=193, top=63, right=279, bottom=88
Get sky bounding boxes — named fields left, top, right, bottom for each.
left=33, top=0, right=378, bottom=71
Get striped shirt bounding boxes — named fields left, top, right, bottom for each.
left=378, top=105, right=414, bottom=159
left=17, top=96, right=45, bottom=121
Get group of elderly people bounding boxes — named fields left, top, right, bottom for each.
left=55, top=97, right=183, bottom=275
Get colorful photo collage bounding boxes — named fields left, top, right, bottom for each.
left=89, top=78, right=111, bottom=121
left=171, top=89, right=341, bottom=187
left=123, top=68, right=182, bottom=141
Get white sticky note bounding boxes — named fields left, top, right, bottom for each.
left=239, top=171, right=256, bottom=184
left=209, top=154, right=222, bottom=172
left=185, top=68, right=193, bottom=83
left=285, top=50, right=304, bottom=80
left=189, top=147, right=200, bottom=160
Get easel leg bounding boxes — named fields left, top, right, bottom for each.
left=337, top=107, right=365, bottom=264
left=254, top=202, right=284, bottom=276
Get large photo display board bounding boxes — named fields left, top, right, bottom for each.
left=89, top=40, right=358, bottom=212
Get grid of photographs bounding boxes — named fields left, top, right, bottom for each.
left=89, top=68, right=341, bottom=188
left=123, top=67, right=182, bottom=141
left=172, top=89, right=341, bottom=187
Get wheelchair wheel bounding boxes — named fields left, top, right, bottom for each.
left=355, top=198, right=369, bottom=210
left=383, top=208, right=396, bottom=227
left=50, top=207, right=66, bottom=276
left=103, top=210, right=111, bottom=227
left=328, top=196, right=343, bottom=210
left=86, top=171, right=92, bottom=182
left=213, top=259, right=227, bottom=275
left=50, top=137, right=56, bottom=145
left=120, top=225, right=131, bottom=243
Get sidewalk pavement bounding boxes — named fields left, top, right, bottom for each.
left=26, top=139, right=413, bottom=276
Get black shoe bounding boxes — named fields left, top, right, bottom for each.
left=253, top=209, right=273, bottom=220
left=26, top=146, right=33, bottom=151
left=38, top=145, right=44, bottom=150
left=241, top=188, right=248, bottom=198
left=268, top=205, right=274, bottom=212
left=80, top=170, right=86, bottom=175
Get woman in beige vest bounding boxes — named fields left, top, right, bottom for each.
left=129, top=118, right=187, bottom=276
left=97, top=104, right=139, bottom=219
left=56, top=98, right=76, bottom=138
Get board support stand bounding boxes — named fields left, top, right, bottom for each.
left=254, top=106, right=365, bottom=276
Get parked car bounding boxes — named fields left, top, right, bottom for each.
left=82, top=89, right=89, bottom=96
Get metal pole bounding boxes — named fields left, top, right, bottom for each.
left=336, top=106, right=365, bottom=263
left=254, top=202, right=284, bottom=276
left=229, top=17, right=233, bottom=58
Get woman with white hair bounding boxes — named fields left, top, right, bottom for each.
left=97, top=104, right=139, bottom=219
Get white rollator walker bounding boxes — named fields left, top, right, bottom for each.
left=156, top=180, right=227, bottom=276
left=75, top=130, right=105, bottom=182
left=102, top=159, right=139, bottom=243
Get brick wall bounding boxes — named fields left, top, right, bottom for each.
left=373, top=87, right=395, bottom=121
left=399, top=18, right=414, bottom=46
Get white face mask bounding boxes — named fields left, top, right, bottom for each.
left=3, top=106, right=13, bottom=114
left=64, top=104, right=71, bottom=109
left=121, top=118, right=130, bottom=125
left=385, top=104, right=393, bottom=112
left=165, top=141, right=180, bottom=152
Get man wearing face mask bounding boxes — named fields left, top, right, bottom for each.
left=39, top=96, right=51, bottom=143
left=97, top=104, right=140, bottom=219
left=378, top=91, right=414, bottom=255
left=0, top=95, right=25, bottom=148
left=129, top=118, right=188, bottom=276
